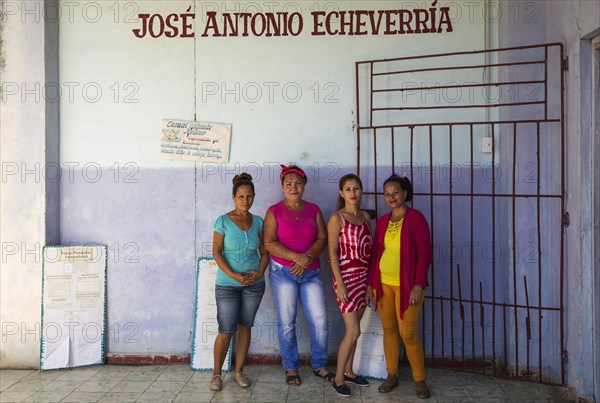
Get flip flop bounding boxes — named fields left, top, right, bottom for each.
left=285, top=371, right=302, bottom=386
left=313, top=369, right=336, bottom=382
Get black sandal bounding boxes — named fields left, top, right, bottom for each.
left=313, top=369, right=336, bottom=382
left=285, top=371, right=301, bottom=386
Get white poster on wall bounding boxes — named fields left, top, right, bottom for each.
left=41, top=245, right=107, bottom=370
left=160, top=119, right=231, bottom=162
left=191, top=258, right=231, bottom=371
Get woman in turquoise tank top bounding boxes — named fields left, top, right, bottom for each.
left=209, top=173, right=269, bottom=392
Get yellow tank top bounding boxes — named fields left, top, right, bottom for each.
left=380, top=218, right=403, bottom=286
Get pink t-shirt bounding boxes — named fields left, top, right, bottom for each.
left=268, top=200, right=321, bottom=270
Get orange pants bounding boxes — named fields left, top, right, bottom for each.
left=378, top=283, right=425, bottom=381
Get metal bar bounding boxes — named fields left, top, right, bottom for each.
left=544, top=46, right=548, bottom=120
left=429, top=125, right=436, bottom=360
left=512, top=122, right=519, bottom=377
left=491, top=123, right=497, bottom=378
left=424, top=296, right=561, bottom=311
left=503, top=305, right=508, bottom=374
left=372, top=60, right=544, bottom=76
left=374, top=128, right=378, bottom=215
left=363, top=192, right=562, bottom=199
left=559, top=43, right=566, bottom=386
left=373, top=80, right=545, bottom=93
left=449, top=124, right=455, bottom=362
left=410, top=127, right=414, bottom=182
left=524, top=275, right=532, bottom=380
left=480, top=282, right=486, bottom=374
left=457, top=264, right=465, bottom=366
left=356, top=42, right=563, bottom=65
left=373, top=101, right=544, bottom=111
left=469, top=124, right=475, bottom=372
left=391, top=127, right=395, bottom=173
left=370, top=62, right=374, bottom=127
left=358, top=118, right=561, bottom=129
left=355, top=61, right=361, bottom=177
left=441, top=294, right=445, bottom=366
left=536, top=122, right=543, bottom=382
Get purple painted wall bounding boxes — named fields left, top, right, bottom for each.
left=59, top=163, right=563, bottom=383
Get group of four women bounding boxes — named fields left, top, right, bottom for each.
left=209, top=164, right=432, bottom=399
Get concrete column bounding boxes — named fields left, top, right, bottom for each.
left=0, top=0, right=59, bottom=368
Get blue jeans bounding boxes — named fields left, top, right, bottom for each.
left=215, top=281, right=265, bottom=333
left=269, top=260, right=328, bottom=371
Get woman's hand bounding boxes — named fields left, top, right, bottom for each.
left=336, top=283, right=348, bottom=303
left=364, top=286, right=375, bottom=308
left=231, top=272, right=249, bottom=285
left=294, top=253, right=313, bottom=269
left=241, top=270, right=260, bottom=285
left=289, top=263, right=305, bottom=276
left=409, top=285, right=423, bottom=306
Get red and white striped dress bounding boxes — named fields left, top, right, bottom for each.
left=333, top=212, right=372, bottom=313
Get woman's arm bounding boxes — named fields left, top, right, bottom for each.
left=327, top=212, right=347, bottom=303
left=212, top=231, right=247, bottom=285
left=303, top=209, right=328, bottom=263
left=408, top=210, right=433, bottom=305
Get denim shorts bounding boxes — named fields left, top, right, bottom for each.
left=215, top=281, right=265, bottom=334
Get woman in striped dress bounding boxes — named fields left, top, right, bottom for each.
left=327, top=173, right=372, bottom=398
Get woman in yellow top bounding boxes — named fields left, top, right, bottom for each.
left=366, top=174, right=433, bottom=399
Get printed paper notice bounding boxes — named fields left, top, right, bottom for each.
left=352, top=307, right=387, bottom=380
left=160, top=119, right=231, bottom=162
left=191, top=258, right=231, bottom=371
left=41, top=245, right=107, bottom=370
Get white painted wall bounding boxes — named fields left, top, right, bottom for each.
left=0, top=0, right=59, bottom=368
left=59, top=0, right=486, bottom=167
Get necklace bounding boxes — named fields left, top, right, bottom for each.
left=386, top=218, right=403, bottom=237
left=285, top=201, right=303, bottom=220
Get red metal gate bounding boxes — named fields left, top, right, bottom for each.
left=355, top=43, right=566, bottom=385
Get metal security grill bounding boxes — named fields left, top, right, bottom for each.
left=355, top=43, right=566, bottom=385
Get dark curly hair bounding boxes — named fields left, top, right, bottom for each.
left=232, top=173, right=254, bottom=195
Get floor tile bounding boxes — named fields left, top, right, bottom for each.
left=3, top=381, right=52, bottom=393
left=0, top=391, right=35, bottom=402
left=60, top=391, right=105, bottom=402
left=144, top=381, right=186, bottom=394
left=249, top=392, right=287, bottom=402
left=1, top=379, right=20, bottom=392
left=210, top=388, right=253, bottom=403
left=87, top=371, right=129, bottom=382
left=109, top=380, right=151, bottom=393
left=123, top=371, right=162, bottom=382
left=75, top=379, right=120, bottom=392
left=97, top=391, right=141, bottom=402
left=172, top=391, right=214, bottom=402
left=136, top=391, right=178, bottom=402
left=0, top=364, right=573, bottom=402
left=254, top=380, right=293, bottom=394
left=21, top=390, right=71, bottom=402
left=187, top=370, right=214, bottom=382
left=21, top=373, right=63, bottom=382
left=155, top=370, right=193, bottom=382
left=54, top=369, right=99, bottom=381
left=39, top=380, right=84, bottom=392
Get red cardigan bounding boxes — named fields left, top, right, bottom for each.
left=367, top=207, right=432, bottom=319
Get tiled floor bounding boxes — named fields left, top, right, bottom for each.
left=0, top=364, right=571, bottom=402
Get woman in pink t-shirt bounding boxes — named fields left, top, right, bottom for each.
left=263, top=164, right=334, bottom=386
